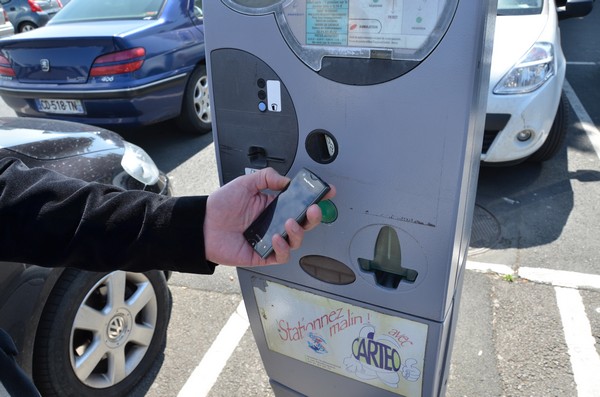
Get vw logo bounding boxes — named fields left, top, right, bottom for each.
left=40, top=59, right=50, bottom=72
left=108, top=316, right=125, bottom=339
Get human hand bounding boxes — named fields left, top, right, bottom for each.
left=203, top=168, right=336, bottom=267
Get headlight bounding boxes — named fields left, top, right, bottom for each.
left=121, top=141, right=160, bottom=185
left=493, top=42, right=554, bottom=94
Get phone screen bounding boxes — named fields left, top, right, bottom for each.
left=244, top=168, right=330, bottom=258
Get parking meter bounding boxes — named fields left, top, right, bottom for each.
left=205, top=1, right=495, bottom=396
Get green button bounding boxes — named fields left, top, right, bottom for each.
left=318, top=199, right=338, bottom=224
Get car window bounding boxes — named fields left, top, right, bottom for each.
left=497, top=0, right=543, bottom=15
left=50, top=0, right=167, bottom=23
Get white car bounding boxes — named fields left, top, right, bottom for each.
left=482, top=0, right=593, bottom=165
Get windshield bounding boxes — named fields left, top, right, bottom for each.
left=50, top=0, right=167, bottom=24
left=497, top=0, right=543, bottom=15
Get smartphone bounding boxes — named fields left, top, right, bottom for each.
left=244, top=168, right=331, bottom=258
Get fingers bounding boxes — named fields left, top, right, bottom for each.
left=267, top=219, right=304, bottom=265
left=252, top=167, right=290, bottom=192
left=270, top=233, right=291, bottom=264
left=303, top=204, right=323, bottom=231
left=323, top=184, right=336, bottom=201
left=286, top=218, right=305, bottom=249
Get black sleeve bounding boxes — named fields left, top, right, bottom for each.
left=0, top=158, right=216, bottom=274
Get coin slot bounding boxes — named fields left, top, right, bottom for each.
left=305, top=130, right=338, bottom=164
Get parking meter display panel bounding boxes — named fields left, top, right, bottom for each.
left=223, top=0, right=459, bottom=75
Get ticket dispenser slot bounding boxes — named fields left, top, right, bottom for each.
left=358, top=226, right=418, bottom=289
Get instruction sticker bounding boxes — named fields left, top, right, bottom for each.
left=302, top=0, right=440, bottom=50
left=253, top=281, right=428, bottom=396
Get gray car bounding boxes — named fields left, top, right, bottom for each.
left=1, top=0, right=61, bottom=33
left=0, top=117, right=172, bottom=396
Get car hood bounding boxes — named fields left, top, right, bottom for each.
left=490, top=13, right=549, bottom=86
left=0, top=117, right=123, bottom=160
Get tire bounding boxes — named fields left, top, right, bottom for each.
left=19, top=22, right=38, bottom=33
left=176, top=63, right=212, bottom=135
left=33, top=269, right=171, bottom=397
left=528, top=92, right=569, bottom=163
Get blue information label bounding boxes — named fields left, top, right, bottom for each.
left=306, top=0, right=349, bottom=46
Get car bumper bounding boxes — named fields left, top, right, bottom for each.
left=0, top=74, right=187, bottom=127
left=481, top=73, right=564, bottom=164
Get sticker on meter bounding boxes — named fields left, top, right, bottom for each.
left=253, top=280, right=428, bottom=396
left=267, top=80, right=282, bottom=112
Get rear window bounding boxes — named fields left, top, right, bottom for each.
left=50, top=0, right=166, bottom=23
left=498, top=0, right=543, bottom=15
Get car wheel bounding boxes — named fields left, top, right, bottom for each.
left=33, top=269, right=171, bottom=397
left=176, top=63, right=212, bottom=135
left=19, top=22, right=38, bottom=33
left=528, top=92, right=569, bottom=163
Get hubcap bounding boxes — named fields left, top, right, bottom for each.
left=69, top=271, right=158, bottom=388
left=193, top=74, right=211, bottom=124
left=105, top=309, right=132, bottom=348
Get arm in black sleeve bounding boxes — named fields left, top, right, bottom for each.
left=0, top=157, right=216, bottom=274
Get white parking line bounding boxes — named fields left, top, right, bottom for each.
left=563, top=80, right=600, bottom=160
left=467, top=261, right=600, bottom=291
left=555, top=287, right=600, bottom=397
left=567, top=61, right=597, bottom=66
left=177, top=300, right=249, bottom=397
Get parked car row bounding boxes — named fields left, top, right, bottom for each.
left=0, top=116, right=173, bottom=396
left=0, top=0, right=595, bottom=163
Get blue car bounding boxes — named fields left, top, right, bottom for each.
left=0, top=0, right=211, bottom=134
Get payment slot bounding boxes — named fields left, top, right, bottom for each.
left=205, top=0, right=495, bottom=396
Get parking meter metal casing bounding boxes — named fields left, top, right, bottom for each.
left=205, top=1, right=495, bottom=396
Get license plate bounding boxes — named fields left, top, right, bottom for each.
left=35, top=98, right=85, bottom=115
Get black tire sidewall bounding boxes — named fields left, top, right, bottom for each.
left=33, top=269, right=171, bottom=397
left=19, top=22, right=37, bottom=33
left=176, top=63, right=212, bottom=134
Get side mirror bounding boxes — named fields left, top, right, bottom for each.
left=558, top=0, right=594, bottom=20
